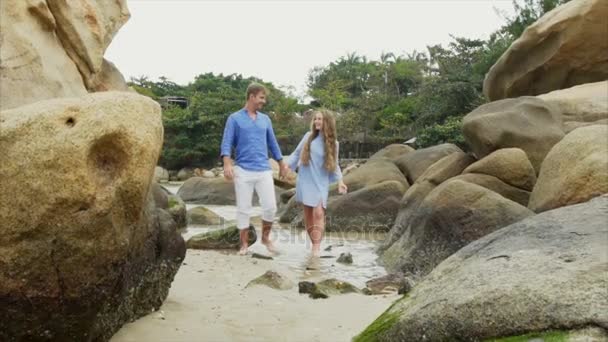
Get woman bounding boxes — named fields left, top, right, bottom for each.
left=287, top=109, right=348, bottom=256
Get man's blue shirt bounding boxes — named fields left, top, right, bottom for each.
left=220, top=109, right=283, bottom=171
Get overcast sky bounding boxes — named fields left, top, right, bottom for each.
left=106, top=0, right=515, bottom=97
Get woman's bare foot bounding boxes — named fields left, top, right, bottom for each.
left=238, top=246, right=248, bottom=255
left=311, top=246, right=321, bottom=258
left=262, top=239, right=279, bottom=254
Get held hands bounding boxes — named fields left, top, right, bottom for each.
left=338, top=180, right=348, bottom=195
left=278, top=160, right=289, bottom=180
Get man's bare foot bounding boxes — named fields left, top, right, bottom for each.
left=262, top=239, right=279, bottom=254
left=238, top=246, right=248, bottom=255
left=311, top=247, right=320, bottom=258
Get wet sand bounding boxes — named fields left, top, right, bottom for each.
left=111, top=249, right=397, bottom=342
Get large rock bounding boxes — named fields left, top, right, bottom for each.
left=289, top=181, right=407, bottom=232
left=330, top=158, right=409, bottom=195
left=0, top=0, right=87, bottom=110
left=0, top=0, right=131, bottom=111
left=462, top=97, right=564, bottom=172
left=45, top=0, right=130, bottom=90
left=539, top=81, right=608, bottom=133
left=529, top=125, right=608, bottom=213
left=483, top=0, right=608, bottom=100
left=393, top=143, right=462, bottom=184
left=380, top=180, right=534, bottom=276
left=452, top=173, right=531, bottom=207
left=0, top=92, right=186, bottom=340
left=188, top=206, right=224, bottom=225
left=325, top=181, right=407, bottom=232
left=178, top=177, right=283, bottom=206
left=462, top=148, right=536, bottom=191
left=369, top=144, right=415, bottom=162
left=381, top=152, right=476, bottom=251
left=154, top=166, right=169, bottom=183
left=358, top=195, right=608, bottom=341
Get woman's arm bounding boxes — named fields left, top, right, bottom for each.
left=329, top=141, right=343, bottom=183
left=287, top=132, right=310, bottom=171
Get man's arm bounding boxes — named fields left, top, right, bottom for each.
left=266, top=118, right=283, bottom=162
left=220, top=116, right=236, bottom=180
left=266, top=118, right=288, bottom=178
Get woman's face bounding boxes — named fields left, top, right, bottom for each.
left=313, top=113, right=323, bottom=131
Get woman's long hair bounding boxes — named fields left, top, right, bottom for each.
left=300, top=109, right=337, bottom=172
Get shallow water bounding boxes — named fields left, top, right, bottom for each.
left=163, top=182, right=388, bottom=288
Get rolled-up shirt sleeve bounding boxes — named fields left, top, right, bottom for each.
left=220, top=116, right=236, bottom=158
left=287, top=132, right=310, bottom=171
left=329, top=141, right=343, bottom=184
left=266, top=118, right=283, bottom=161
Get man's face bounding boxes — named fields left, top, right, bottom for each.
left=250, top=92, right=266, bottom=110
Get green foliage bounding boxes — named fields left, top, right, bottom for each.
left=416, top=116, right=466, bottom=149
left=130, top=73, right=309, bottom=169
left=305, top=0, right=570, bottom=149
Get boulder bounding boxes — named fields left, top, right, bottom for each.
left=0, top=0, right=131, bottom=110
left=369, top=144, right=415, bottom=162
left=278, top=196, right=303, bottom=226
left=324, top=181, right=407, bottom=232
left=462, top=97, right=564, bottom=172
left=0, top=0, right=88, bottom=110
left=381, top=152, right=476, bottom=251
left=246, top=271, right=294, bottom=290
left=330, top=158, right=409, bottom=195
left=462, top=148, right=536, bottom=191
left=394, top=143, right=462, bottom=184
left=380, top=180, right=534, bottom=276
left=538, top=81, right=608, bottom=133
left=483, top=0, right=608, bottom=100
left=177, top=168, right=195, bottom=181
left=358, top=195, right=608, bottom=341
left=167, top=193, right=187, bottom=230
left=186, top=225, right=257, bottom=250
left=452, top=174, right=531, bottom=207
left=177, top=177, right=283, bottom=206
left=45, top=0, right=130, bottom=90
left=529, top=125, right=608, bottom=212
left=154, top=166, right=170, bottom=183
left=187, top=206, right=224, bottom=226
left=0, top=92, right=185, bottom=340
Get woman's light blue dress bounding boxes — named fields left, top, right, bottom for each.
left=287, top=132, right=342, bottom=208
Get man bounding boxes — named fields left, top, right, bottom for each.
left=220, top=83, right=287, bottom=255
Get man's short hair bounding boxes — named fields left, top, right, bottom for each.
left=246, top=83, right=267, bottom=100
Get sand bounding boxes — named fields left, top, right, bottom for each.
left=111, top=249, right=397, bottom=342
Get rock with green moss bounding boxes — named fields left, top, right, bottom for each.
left=186, top=225, right=256, bottom=250
left=297, top=279, right=361, bottom=299
left=246, top=270, right=294, bottom=290
left=167, top=194, right=187, bottom=229
left=187, top=206, right=224, bottom=225
left=357, top=195, right=608, bottom=341
left=485, top=327, right=607, bottom=342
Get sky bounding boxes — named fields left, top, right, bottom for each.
left=106, top=0, right=516, bottom=98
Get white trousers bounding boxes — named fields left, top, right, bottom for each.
left=233, top=166, right=277, bottom=230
